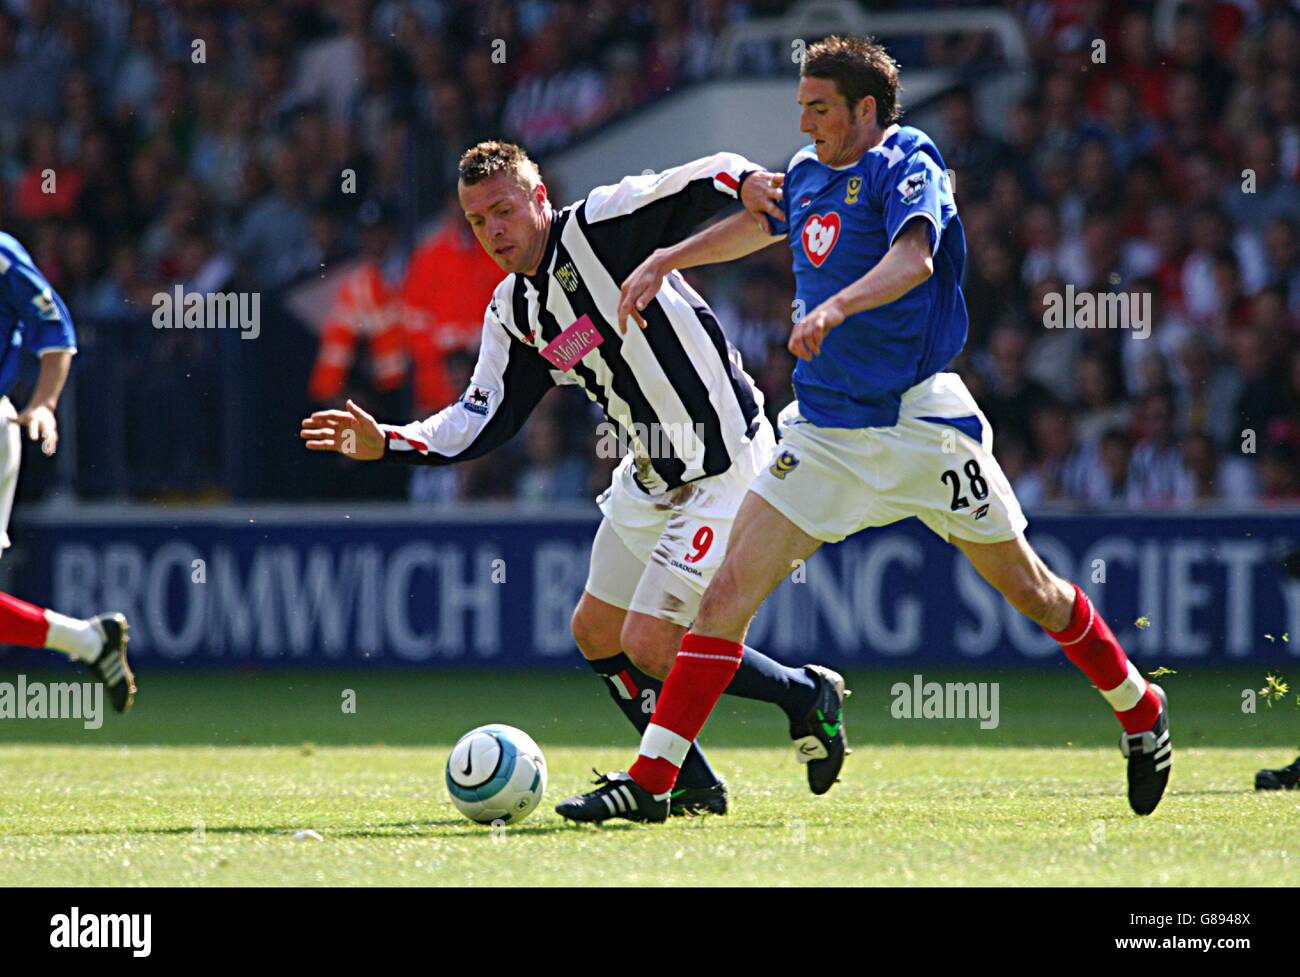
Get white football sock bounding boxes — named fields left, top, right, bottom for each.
left=1099, top=660, right=1148, bottom=712
left=43, top=611, right=102, bottom=662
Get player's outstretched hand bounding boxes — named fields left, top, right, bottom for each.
left=617, top=250, right=669, bottom=334
left=299, top=399, right=385, bottom=460
left=14, top=404, right=58, bottom=456
left=789, top=299, right=846, bottom=361
left=740, top=170, right=785, bottom=233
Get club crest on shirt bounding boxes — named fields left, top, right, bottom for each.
left=462, top=384, right=495, bottom=416
left=555, top=262, right=580, bottom=293
left=897, top=170, right=929, bottom=205
left=769, top=450, right=800, bottom=479
left=845, top=176, right=862, bottom=205
left=802, top=212, right=841, bottom=268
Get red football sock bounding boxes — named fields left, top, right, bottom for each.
left=629, top=633, right=744, bottom=794
left=1047, top=583, right=1160, bottom=733
left=0, top=592, right=50, bottom=648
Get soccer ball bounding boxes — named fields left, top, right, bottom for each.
left=445, top=724, right=547, bottom=825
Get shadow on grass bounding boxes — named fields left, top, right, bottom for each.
left=1170, top=788, right=1262, bottom=797
left=2, top=668, right=1293, bottom=749
left=2, top=818, right=591, bottom=840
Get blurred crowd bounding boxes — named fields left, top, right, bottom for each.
left=939, top=0, right=1300, bottom=508
left=0, top=0, right=1297, bottom=508
left=0, top=0, right=777, bottom=309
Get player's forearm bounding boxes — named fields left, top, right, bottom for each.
left=27, top=350, right=73, bottom=412
left=658, top=211, right=781, bottom=272
left=378, top=400, right=509, bottom=467
left=832, top=224, right=934, bottom=317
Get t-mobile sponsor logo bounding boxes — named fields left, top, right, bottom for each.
left=50, top=907, right=151, bottom=957
left=540, top=314, right=604, bottom=371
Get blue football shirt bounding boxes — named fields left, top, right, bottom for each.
left=768, top=124, right=968, bottom=427
left=0, top=231, right=78, bottom=398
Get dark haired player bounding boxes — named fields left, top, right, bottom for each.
left=558, top=36, right=1171, bottom=823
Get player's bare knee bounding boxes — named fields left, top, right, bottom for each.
left=571, top=604, right=617, bottom=660
left=694, top=565, right=746, bottom=635
left=620, top=619, right=674, bottom=679
left=569, top=604, right=590, bottom=644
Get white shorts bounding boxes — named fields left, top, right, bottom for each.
left=750, top=373, right=1027, bottom=545
left=0, top=397, right=19, bottom=559
left=585, top=417, right=777, bottom=628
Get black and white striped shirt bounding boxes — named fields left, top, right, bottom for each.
left=381, top=153, right=767, bottom=495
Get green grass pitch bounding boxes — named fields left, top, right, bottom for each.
left=0, top=665, right=1296, bottom=886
